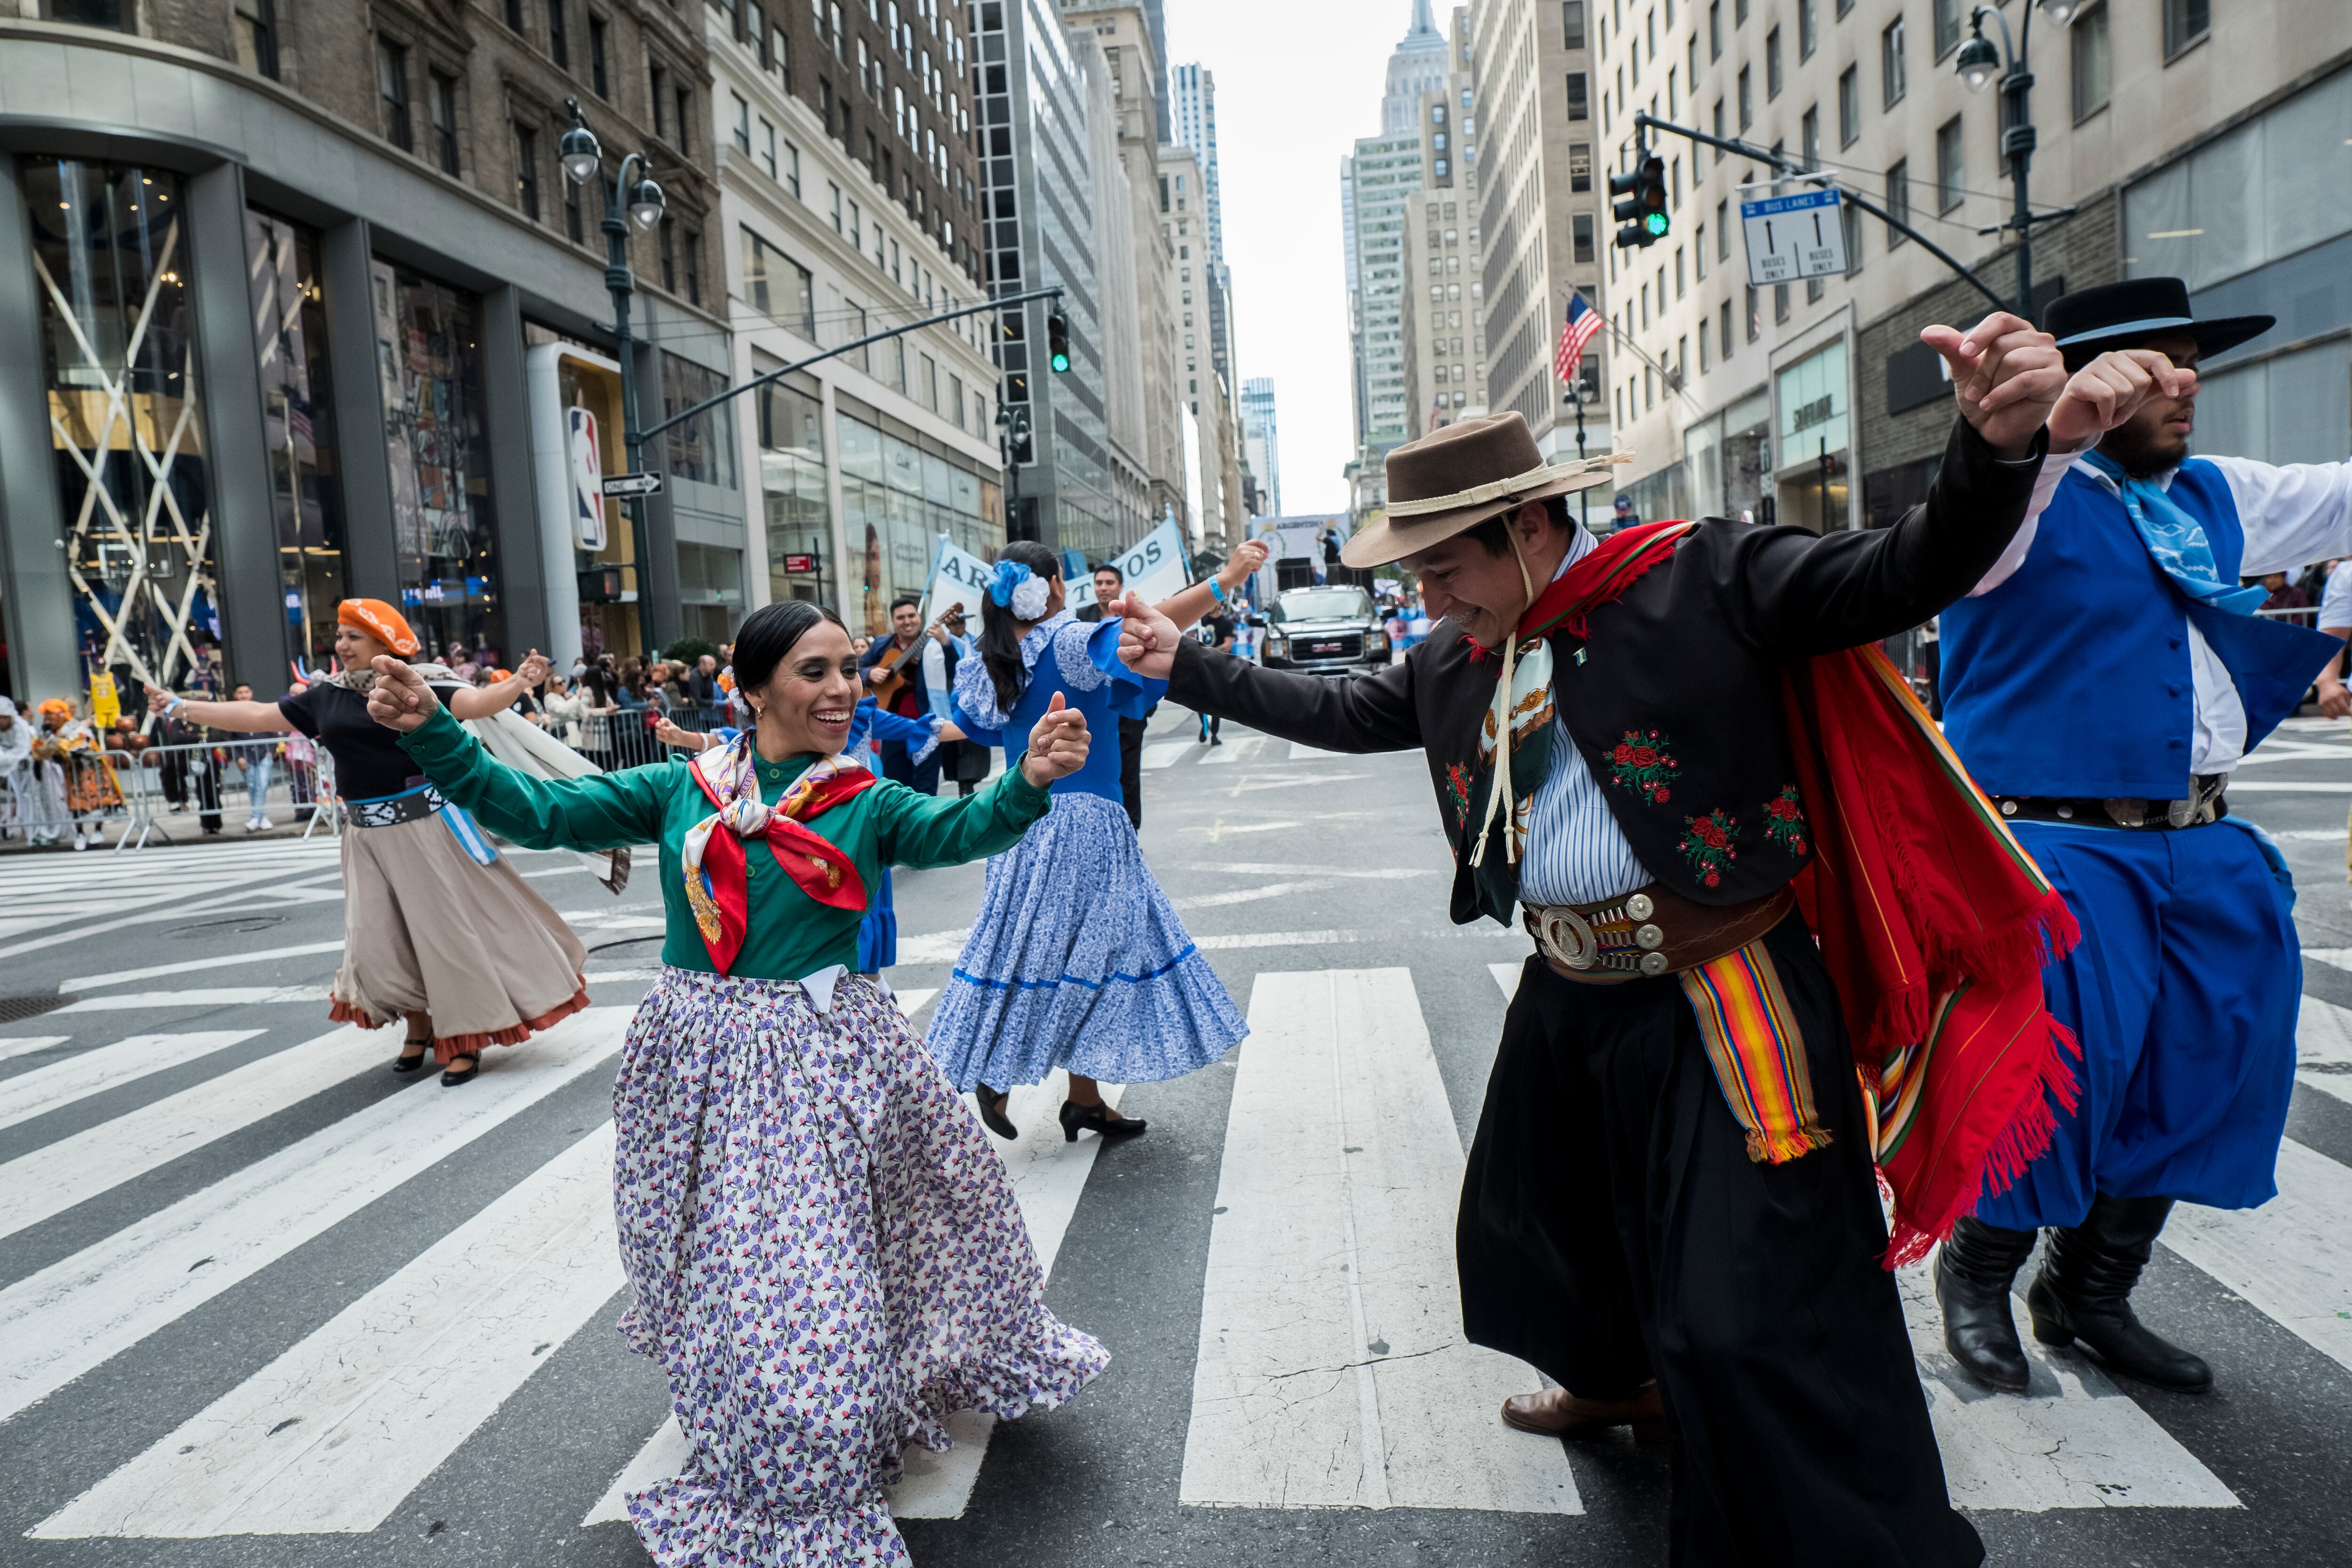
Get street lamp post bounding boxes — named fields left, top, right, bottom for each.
left=995, top=400, right=1033, bottom=541
left=559, top=100, right=667, bottom=656
left=1955, top=0, right=2080, bottom=319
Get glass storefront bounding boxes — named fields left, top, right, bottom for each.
left=661, top=351, right=739, bottom=489
left=25, top=158, right=222, bottom=693
left=1775, top=340, right=1850, bottom=533
left=757, top=374, right=833, bottom=607
left=246, top=210, right=349, bottom=673
left=838, top=412, right=1002, bottom=637
left=675, top=540, right=746, bottom=645
left=372, top=260, right=503, bottom=664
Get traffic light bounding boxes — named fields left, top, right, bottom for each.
left=1610, top=155, right=1670, bottom=249
left=1046, top=306, right=1072, bottom=374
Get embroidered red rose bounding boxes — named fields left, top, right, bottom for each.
left=1761, top=785, right=1810, bottom=856
left=1677, top=808, right=1740, bottom=885
left=1653, top=787, right=1670, bottom=803
left=1612, top=742, right=1634, bottom=764
left=1705, top=871, right=1720, bottom=886
left=1605, top=729, right=1679, bottom=806
left=1630, top=745, right=1658, bottom=767
left=1699, top=820, right=1728, bottom=848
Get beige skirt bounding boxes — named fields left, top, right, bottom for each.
left=331, top=812, right=590, bottom=1065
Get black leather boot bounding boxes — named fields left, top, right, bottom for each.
left=1935, top=1215, right=2038, bottom=1392
left=2026, top=1194, right=2212, bottom=1393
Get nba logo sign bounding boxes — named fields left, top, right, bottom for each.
left=569, top=407, right=607, bottom=550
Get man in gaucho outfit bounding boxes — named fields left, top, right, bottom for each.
left=1115, top=311, right=2120, bottom=1565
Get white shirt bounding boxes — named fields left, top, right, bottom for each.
left=2320, top=558, right=2352, bottom=636
left=1971, top=443, right=2352, bottom=773
left=1516, top=529, right=1655, bottom=906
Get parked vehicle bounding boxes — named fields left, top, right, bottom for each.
left=1261, top=586, right=1388, bottom=678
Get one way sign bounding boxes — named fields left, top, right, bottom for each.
left=602, top=472, right=664, bottom=498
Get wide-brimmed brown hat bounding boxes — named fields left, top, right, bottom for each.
left=1343, top=412, right=1626, bottom=568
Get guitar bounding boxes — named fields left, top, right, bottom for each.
left=864, top=609, right=957, bottom=709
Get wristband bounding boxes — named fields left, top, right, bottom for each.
left=1207, top=578, right=1228, bottom=604
left=165, top=696, right=186, bottom=716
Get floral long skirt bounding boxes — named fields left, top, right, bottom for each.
left=615, top=967, right=1108, bottom=1566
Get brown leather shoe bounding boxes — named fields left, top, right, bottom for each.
left=1500, top=1381, right=1667, bottom=1441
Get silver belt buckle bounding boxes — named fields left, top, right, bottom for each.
left=1534, top=905, right=1599, bottom=971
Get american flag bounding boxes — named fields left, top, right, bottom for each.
left=1554, top=291, right=1603, bottom=387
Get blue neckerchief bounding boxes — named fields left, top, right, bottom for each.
left=2079, top=449, right=2269, bottom=615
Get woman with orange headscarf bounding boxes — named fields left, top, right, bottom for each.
left=145, top=600, right=590, bottom=1085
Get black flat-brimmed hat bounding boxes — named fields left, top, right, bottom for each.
left=1344, top=412, right=1624, bottom=569
left=2042, top=277, right=2273, bottom=371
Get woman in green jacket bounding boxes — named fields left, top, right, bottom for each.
left=365, top=600, right=1104, bottom=1568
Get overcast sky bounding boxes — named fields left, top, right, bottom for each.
left=1162, top=1, right=1413, bottom=517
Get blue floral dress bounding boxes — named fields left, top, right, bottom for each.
left=927, top=610, right=1248, bottom=1090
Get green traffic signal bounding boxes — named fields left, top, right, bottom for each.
left=1047, top=307, right=1072, bottom=374
left=1645, top=211, right=1670, bottom=237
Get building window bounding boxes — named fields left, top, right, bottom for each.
left=1566, top=72, right=1589, bottom=120
left=659, top=218, right=677, bottom=294
left=1709, top=0, right=1722, bottom=59
left=660, top=353, right=739, bottom=489
left=1841, top=200, right=1862, bottom=277
left=1720, top=298, right=1734, bottom=356
left=2163, top=0, right=2209, bottom=59
left=1935, top=115, right=1964, bottom=212
left=1775, top=281, right=1790, bottom=322
left=1797, top=0, right=1815, bottom=60
left=684, top=229, right=702, bottom=308
left=430, top=72, right=461, bottom=176
left=565, top=163, right=584, bottom=243
left=676, top=89, right=694, bottom=154
left=1573, top=213, right=1595, bottom=262
left=1932, top=0, right=1961, bottom=58
left=651, top=61, right=668, bottom=136
left=514, top=125, right=540, bottom=219
left=1564, top=0, right=1586, bottom=49
left=762, top=120, right=779, bottom=180
left=1698, top=318, right=1711, bottom=372
left=1717, top=200, right=1730, bottom=259
left=378, top=41, right=413, bottom=152
left=1838, top=65, right=1859, bottom=146
left=1882, top=18, right=1906, bottom=107
left=1737, top=64, right=1752, bottom=128
left=1695, top=223, right=1707, bottom=279
left=1765, top=27, right=1782, bottom=98
left=743, top=228, right=818, bottom=337
left=785, top=140, right=802, bottom=198
left=1801, top=106, right=1820, bottom=170
left=546, top=0, right=570, bottom=68
left=2073, top=3, right=2111, bottom=120
left=590, top=14, right=610, bottom=96
left=1570, top=143, right=1592, bottom=191
left=733, top=94, right=753, bottom=153
left=1745, top=283, right=1760, bottom=341
left=234, top=0, right=279, bottom=78
left=1885, top=158, right=1909, bottom=246
left=505, top=0, right=523, bottom=30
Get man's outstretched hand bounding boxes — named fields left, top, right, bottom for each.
left=366, top=656, right=443, bottom=733
left=1113, top=591, right=1183, bottom=680
left=2045, top=348, right=2195, bottom=448
left=1921, top=311, right=2067, bottom=460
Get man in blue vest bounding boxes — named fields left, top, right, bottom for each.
left=1933, top=278, right=2352, bottom=1396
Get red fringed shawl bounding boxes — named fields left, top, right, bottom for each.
left=1782, top=643, right=2081, bottom=1266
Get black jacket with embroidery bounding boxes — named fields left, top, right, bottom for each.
left=1169, top=417, right=2044, bottom=925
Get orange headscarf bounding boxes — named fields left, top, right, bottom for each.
left=37, top=698, right=71, bottom=721
left=338, top=598, right=419, bottom=657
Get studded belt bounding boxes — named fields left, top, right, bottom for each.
left=1522, top=883, right=1798, bottom=983
left=1992, top=774, right=2228, bottom=831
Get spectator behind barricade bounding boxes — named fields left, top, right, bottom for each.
left=2258, top=570, right=2312, bottom=628
left=282, top=679, right=321, bottom=822
left=445, top=643, right=482, bottom=682
left=541, top=674, right=589, bottom=747
left=690, top=653, right=721, bottom=710
left=227, top=682, right=278, bottom=832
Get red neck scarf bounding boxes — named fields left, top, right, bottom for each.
left=681, top=740, right=877, bottom=975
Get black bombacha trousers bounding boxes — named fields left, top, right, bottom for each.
left=1456, top=917, right=1982, bottom=1568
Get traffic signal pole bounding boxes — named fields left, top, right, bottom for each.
left=1627, top=111, right=2009, bottom=314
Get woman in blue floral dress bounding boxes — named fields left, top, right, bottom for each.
left=930, top=541, right=1254, bottom=1141
left=364, top=600, right=1105, bottom=1568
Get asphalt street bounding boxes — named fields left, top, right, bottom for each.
left=0, top=701, right=2348, bottom=1566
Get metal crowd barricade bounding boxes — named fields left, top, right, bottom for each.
left=105, top=736, right=340, bottom=852
left=572, top=704, right=734, bottom=771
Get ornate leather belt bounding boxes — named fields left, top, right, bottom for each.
left=1992, top=773, right=2227, bottom=831
left=1522, top=883, right=1796, bottom=983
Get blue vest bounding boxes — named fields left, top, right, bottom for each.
left=1940, top=458, right=2340, bottom=798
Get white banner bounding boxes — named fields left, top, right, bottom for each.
left=922, top=535, right=998, bottom=624
left=1069, top=516, right=1192, bottom=612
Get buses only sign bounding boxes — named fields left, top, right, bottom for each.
left=1740, top=187, right=1848, bottom=286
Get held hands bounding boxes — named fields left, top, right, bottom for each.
left=143, top=682, right=175, bottom=717
left=365, top=656, right=444, bottom=733
left=1920, top=312, right=2067, bottom=460
left=1112, top=590, right=1183, bottom=681
left=513, top=649, right=552, bottom=688
left=2046, top=349, right=2196, bottom=448
left=2319, top=676, right=2352, bottom=722
left=1019, top=691, right=1089, bottom=787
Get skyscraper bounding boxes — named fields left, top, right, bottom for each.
left=1345, top=2, right=1453, bottom=493
left=1241, top=378, right=1282, bottom=518
left=1169, top=63, right=1234, bottom=384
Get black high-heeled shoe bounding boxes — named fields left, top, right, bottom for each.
left=1059, top=1099, right=1146, bottom=1142
left=440, top=1054, right=480, bottom=1087
left=974, top=1083, right=1019, bottom=1140
left=392, top=1036, right=431, bottom=1075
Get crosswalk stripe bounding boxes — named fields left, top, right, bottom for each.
left=59, top=942, right=347, bottom=994
left=1181, top=969, right=1579, bottom=1513
left=0, top=1008, right=629, bottom=1425
left=2161, top=1139, right=2352, bottom=1379
left=582, top=1070, right=1125, bottom=1528
left=0, top=1036, right=71, bottom=1065
left=1198, top=736, right=1267, bottom=766
left=57, top=988, right=328, bottom=1014
left=36, top=1124, right=622, bottom=1538
left=1897, top=1264, right=2240, bottom=1510
left=0, top=1026, right=383, bottom=1243
left=1141, top=741, right=1193, bottom=770
left=2295, top=995, right=2352, bottom=1109
left=1486, top=961, right=2241, bottom=1509
left=0, top=1031, right=265, bottom=1133
left=1287, top=744, right=1352, bottom=760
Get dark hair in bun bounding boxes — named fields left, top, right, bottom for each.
left=731, top=601, right=848, bottom=694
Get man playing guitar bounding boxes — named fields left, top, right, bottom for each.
left=860, top=595, right=957, bottom=792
